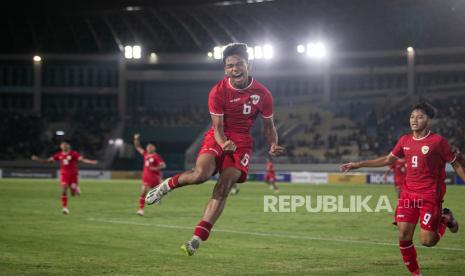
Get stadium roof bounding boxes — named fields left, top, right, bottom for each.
left=2, top=0, right=465, bottom=54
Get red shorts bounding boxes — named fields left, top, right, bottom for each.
left=198, top=135, right=252, bottom=183
left=60, top=174, right=78, bottom=188
left=142, top=176, right=161, bottom=188
left=265, top=172, right=276, bottom=182
left=395, top=191, right=443, bottom=232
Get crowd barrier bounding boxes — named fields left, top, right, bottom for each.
left=0, top=169, right=463, bottom=185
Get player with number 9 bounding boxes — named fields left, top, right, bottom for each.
left=340, top=103, right=465, bottom=276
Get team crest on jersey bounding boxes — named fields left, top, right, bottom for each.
left=421, top=146, right=429, bottom=155
left=250, top=94, right=260, bottom=105
left=149, top=158, right=154, bottom=162
left=66, top=155, right=71, bottom=160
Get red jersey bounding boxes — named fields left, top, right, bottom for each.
left=391, top=131, right=456, bottom=197
left=53, top=150, right=81, bottom=175
left=207, top=77, right=273, bottom=146
left=266, top=161, right=275, bottom=173
left=142, top=151, right=164, bottom=179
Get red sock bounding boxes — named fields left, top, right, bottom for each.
left=168, top=174, right=181, bottom=190
left=437, top=217, right=448, bottom=240
left=399, top=240, right=419, bottom=273
left=194, top=220, right=213, bottom=241
left=139, top=196, right=145, bottom=209
left=61, top=195, right=68, bottom=208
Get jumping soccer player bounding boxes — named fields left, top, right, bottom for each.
left=383, top=158, right=406, bottom=198
left=145, top=43, right=284, bottom=256
left=133, top=133, right=166, bottom=216
left=265, top=157, right=279, bottom=192
left=340, top=103, right=465, bottom=276
left=31, top=141, right=98, bottom=214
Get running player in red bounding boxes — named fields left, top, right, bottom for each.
left=145, top=43, right=285, bottom=255
left=133, top=133, right=166, bottom=216
left=341, top=103, right=465, bottom=276
left=265, top=156, right=279, bottom=192
left=31, top=141, right=98, bottom=214
left=383, top=158, right=406, bottom=198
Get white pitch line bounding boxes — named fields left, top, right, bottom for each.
left=87, top=218, right=465, bottom=252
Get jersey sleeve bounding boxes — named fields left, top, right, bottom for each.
left=73, top=151, right=81, bottom=160
left=52, top=152, right=60, bottom=160
left=156, top=154, right=165, bottom=164
left=208, top=85, right=225, bottom=116
left=261, top=90, right=273, bottom=118
left=438, top=138, right=457, bottom=164
left=390, top=137, right=404, bottom=158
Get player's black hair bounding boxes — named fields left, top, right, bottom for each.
left=222, top=43, right=249, bottom=64
left=411, top=102, right=435, bottom=119
left=61, top=140, right=71, bottom=145
left=146, top=141, right=157, bottom=147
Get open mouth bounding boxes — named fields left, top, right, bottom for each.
left=232, top=72, right=244, bottom=81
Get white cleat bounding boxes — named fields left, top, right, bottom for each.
left=180, top=238, right=200, bottom=256
left=145, top=178, right=171, bottom=205
left=136, top=209, right=144, bottom=216
left=62, top=207, right=70, bottom=215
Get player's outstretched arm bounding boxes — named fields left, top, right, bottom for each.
left=263, top=117, right=285, bottom=156
left=149, top=162, right=167, bottom=172
left=340, top=153, right=397, bottom=172
left=452, top=160, right=465, bottom=183
left=383, top=167, right=393, bottom=182
left=31, top=155, right=54, bottom=163
left=453, top=149, right=465, bottom=168
left=133, top=133, right=145, bottom=155
left=211, top=114, right=236, bottom=152
left=78, top=156, right=98, bottom=165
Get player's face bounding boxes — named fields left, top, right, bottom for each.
left=409, top=109, right=430, bottom=132
left=60, top=142, right=70, bottom=152
left=224, top=55, right=249, bottom=89
left=146, top=144, right=156, bottom=153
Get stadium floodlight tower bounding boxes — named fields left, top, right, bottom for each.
left=306, top=42, right=327, bottom=59
left=296, top=42, right=328, bottom=59
left=114, top=138, right=124, bottom=147
left=211, top=44, right=273, bottom=60
left=124, top=45, right=142, bottom=59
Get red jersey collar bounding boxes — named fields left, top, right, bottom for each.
left=227, top=77, right=254, bottom=91
left=412, top=131, right=431, bottom=141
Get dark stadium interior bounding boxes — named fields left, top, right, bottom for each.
left=1, top=0, right=465, bottom=171
left=3, top=0, right=465, bottom=53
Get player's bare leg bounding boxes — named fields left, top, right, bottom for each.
left=181, top=167, right=241, bottom=256
left=177, top=154, right=217, bottom=186
left=70, top=183, right=80, bottom=197
left=269, top=180, right=279, bottom=193
left=137, top=185, right=151, bottom=216
left=146, top=154, right=216, bottom=204
left=398, top=222, right=420, bottom=275
left=61, top=186, right=70, bottom=215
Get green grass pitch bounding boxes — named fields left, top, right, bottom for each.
left=1, top=179, right=464, bottom=275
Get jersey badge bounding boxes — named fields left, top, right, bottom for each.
left=250, top=94, right=260, bottom=105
